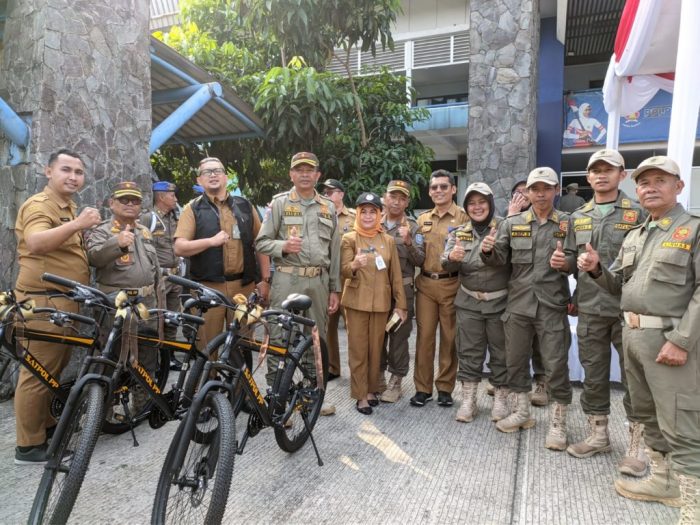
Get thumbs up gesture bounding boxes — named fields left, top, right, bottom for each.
left=549, top=240, right=569, bottom=270
left=448, top=242, right=466, bottom=262
left=481, top=227, right=498, bottom=254
left=352, top=247, right=368, bottom=271
left=577, top=242, right=601, bottom=273
left=283, top=225, right=303, bottom=254
left=117, top=224, right=135, bottom=249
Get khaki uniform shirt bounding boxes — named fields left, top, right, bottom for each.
left=565, top=192, right=645, bottom=316
left=416, top=202, right=468, bottom=274
left=442, top=217, right=510, bottom=314
left=86, top=218, right=160, bottom=292
left=381, top=215, right=425, bottom=280
left=340, top=231, right=407, bottom=312
left=15, top=186, right=89, bottom=291
left=482, top=208, right=575, bottom=315
left=140, top=208, right=179, bottom=268
left=596, top=203, right=700, bottom=351
left=255, top=188, right=341, bottom=292
left=175, top=195, right=261, bottom=276
left=338, top=206, right=356, bottom=235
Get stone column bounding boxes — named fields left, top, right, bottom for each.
left=0, top=0, right=152, bottom=288
left=467, top=0, right=540, bottom=213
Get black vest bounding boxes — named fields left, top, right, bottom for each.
left=190, top=194, right=259, bottom=285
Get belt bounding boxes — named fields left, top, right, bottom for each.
left=276, top=266, right=323, bottom=278
left=402, top=276, right=414, bottom=286
left=101, top=283, right=155, bottom=297
left=421, top=271, right=459, bottom=280
left=623, top=311, right=681, bottom=330
left=224, top=272, right=245, bottom=281
left=160, top=267, right=179, bottom=276
left=460, top=285, right=508, bottom=301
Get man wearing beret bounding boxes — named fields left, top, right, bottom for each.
left=580, top=156, right=700, bottom=519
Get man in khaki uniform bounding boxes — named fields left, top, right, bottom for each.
left=558, top=182, right=586, bottom=213
left=255, top=152, right=341, bottom=416
left=13, top=149, right=101, bottom=464
left=320, top=178, right=355, bottom=380
left=557, top=150, right=648, bottom=476
left=174, top=158, right=270, bottom=351
left=380, top=180, right=424, bottom=402
left=411, top=170, right=468, bottom=407
left=481, top=167, right=575, bottom=450
left=580, top=156, right=700, bottom=519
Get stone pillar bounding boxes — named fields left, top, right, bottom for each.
left=467, top=0, right=540, bottom=213
left=0, top=0, right=152, bottom=288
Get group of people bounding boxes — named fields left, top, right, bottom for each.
left=9, top=147, right=700, bottom=522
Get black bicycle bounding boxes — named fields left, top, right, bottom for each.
left=27, top=273, right=208, bottom=525
left=152, top=275, right=329, bottom=525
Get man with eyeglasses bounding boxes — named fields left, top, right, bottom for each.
left=174, top=157, right=270, bottom=352
left=410, top=170, right=467, bottom=408
left=320, top=178, right=355, bottom=380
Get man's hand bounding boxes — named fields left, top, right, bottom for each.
left=283, top=226, right=303, bottom=254
left=481, top=227, right=498, bottom=254
left=394, top=307, right=407, bottom=323
left=117, top=224, right=135, bottom=249
left=448, top=243, right=466, bottom=262
left=507, top=193, right=527, bottom=216
left=74, top=207, right=101, bottom=230
left=328, top=292, right=339, bottom=314
left=656, top=341, right=688, bottom=367
left=577, top=243, right=600, bottom=274
left=351, top=248, right=368, bottom=271
left=398, top=223, right=412, bottom=246
left=550, top=241, right=569, bottom=271
left=209, top=230, right=229, bottom=248
left=255, top=281, right=270, bottom=305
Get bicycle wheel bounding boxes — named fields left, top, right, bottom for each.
left=102, top=344, right=169, bottom=435
left=152, top=391, right=235, bottom=525
left=273, top=336, right=328, bottom=453
left=29, top=382, right=105, bottom=525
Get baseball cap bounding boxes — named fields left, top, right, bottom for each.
left=112, top=181, right=143, bottom=199
left=387, top=180, right=411, bottom=196
left=290, top=152, right=319, bottom=169
left=321, top=179, right=345, bottom=192
left=153, top=181, right=177, bottom=192
left=526, top=167, right=559, bottom=188
left=566, top=183, right=579, bottom=190
left=587, top=149, right=625, bottom=170
left=355, top=192, right=382, bottom=210
left=464, top=182, right=493, bottom=198
left=631, top=156, right=681, bottom=181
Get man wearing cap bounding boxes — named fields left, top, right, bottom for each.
left=580, top=156, right=700, bottom=517
left=320, top=178, right=355, bottom=380
left=174, top=157, right=270, bottom=352
left=379, top=180, right=424, bottom=402
left=141, top=182, right=183, bottom=365
left=558, top=183, right=586, bottom=213
left=13, top=149, right=101, bottom=464
left=410, top=170, right=468, bottom=408
left=256, top=152, right=341, bottom=415
left=481, top=167, right=575, bottom=450
left=555, top=149, right=648, bottom=475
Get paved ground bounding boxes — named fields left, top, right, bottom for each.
left=0, top=327, right=679, bottom=525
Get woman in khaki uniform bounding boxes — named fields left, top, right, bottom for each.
left=341, top=193, right=407, bottom=414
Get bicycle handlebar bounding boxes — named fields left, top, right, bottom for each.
left=167, top=275, right=233, bottom=308
left=33, top=307, right=96, bottom=326
left=41, top=273, right=111, bottom=306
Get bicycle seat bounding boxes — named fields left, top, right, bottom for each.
left=281, top=293, right=312, bottom=312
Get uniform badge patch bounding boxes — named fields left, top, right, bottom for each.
left=672, top=226, right=691, bottom=241
left=659, top=217, right=673, bottom=228
left=623, top=210, right=638, bottom=223
left=559, top=221, right=568, bottom=232
left=284, top=205, right=302, bottom=217
left=614, top=223, right=634, bottom=231
left=662, top=241, right=691, bottom=251
left=415, top=234, right=424, bottom=246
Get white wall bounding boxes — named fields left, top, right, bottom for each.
left=395, top=0, right=468, bottom=35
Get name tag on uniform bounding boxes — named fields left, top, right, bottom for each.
left=375, top=254, right=387, bottom=270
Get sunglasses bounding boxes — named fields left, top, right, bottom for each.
left=116, top=196, right=142, bottom=205
left=429, top=183, right=451, bottom=191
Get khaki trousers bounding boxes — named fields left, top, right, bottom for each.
left=456, top=307, right=507, bottom=387
left=381, top=283, right=414, bottom=378
left=161, top=276, right=183, bottom=341
left=326, top=307, right=344, bottom=376
left=345, top=308, right=389, bottom=400
left=198, top=280, right=255, bottom=351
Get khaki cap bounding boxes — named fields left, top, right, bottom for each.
left=112, top=181, right=143, bottom=199
left=566, top=182, right=579, bottom=190
left=526, top=167, right=559, bottom=188
left=631, top=156, right=681, bottom=181
left=290, top=151, right=319, bottom=169
left=464, top=182, right=493, bottom=198
left=587, top=149, right=625, bottom=169
left=387, top=179, right=411, bottom=196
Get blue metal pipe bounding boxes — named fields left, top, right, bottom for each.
left=152, top=84, right=202, bottom=106
left=0, top=96, right=30, bottom=148
left=166, top=131, right=260, bottom=145
left=150, top=51, right=264, bottom=136
left=149, top=83, right=222, bottom=153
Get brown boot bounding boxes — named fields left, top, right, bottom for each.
left=490, top=387, right=510, bottom=422
left=678, top=474, right=700, bottom=525
left=614, top=448, right=682, bottom=507
left=380, top=374, right=403, bottom=403
left=496, top=392, right=535, bottom=432
left=455, top=381, right=478, bottom=423
left=618, top=422, right=649, bottom=477
left=544, top=402, right=568, bottom=451
left=530, top=379, right=549, bottom=406
left=567, top=415, right=611, bottom=458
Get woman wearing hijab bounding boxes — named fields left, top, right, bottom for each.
left=564, top=102, right=607, bottom=146
left=341, top=192, right=407, bottom=414
left=441, top=182, right=510, bottom=424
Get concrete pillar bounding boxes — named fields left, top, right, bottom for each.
left=0, top=0, right=152, bottom=288
left=467, top=0, right=540, bottom=213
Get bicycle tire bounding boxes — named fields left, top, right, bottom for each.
left=101, top=345, right=169, bottom=435
left=29, top=382, right=105, bottom=525
left=151, top=391, right=235, bottom=525
left=273, top=336, right=328, bottom=453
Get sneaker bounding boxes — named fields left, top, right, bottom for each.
left=320, top=403, right=336, bottom=416
left=15, top=443, right=49, bottom=465
left=437, top=391, right=454, bottom=407
left=410, top=391, right=433, bottom=407
left=327, top=372, right=340, bottom=382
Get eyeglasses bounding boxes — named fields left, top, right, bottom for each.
left=116, top=196, right=142, bottom=205
left=199, top=168, right=226, bottom=177
left=323, top=189, right=341, bottom=196
left=429, top=183, right=451, bottom=191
